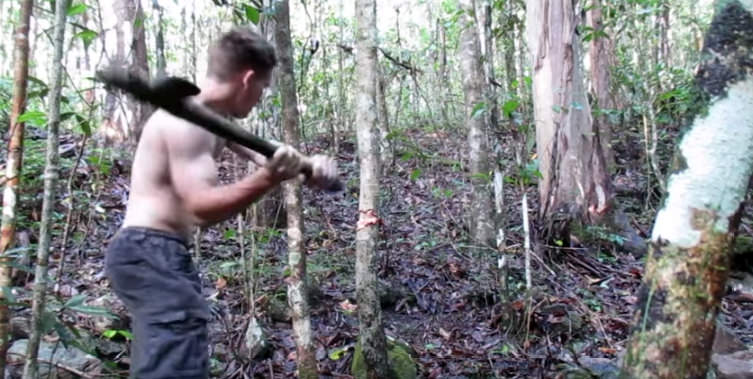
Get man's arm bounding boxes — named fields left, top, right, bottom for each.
left=227, top=141, right=268, bottom=166
left=166, top=123, right=283, bottom=226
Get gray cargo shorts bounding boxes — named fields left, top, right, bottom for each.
left=105, top=226, right=210, bottom=379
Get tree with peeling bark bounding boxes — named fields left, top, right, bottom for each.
left=622, top=1, right=753, bottom=377
left=525, top=0, right=612, bottom=242
left=23, top=0, right=69, bottom=377
left=0, top=1, right=33, bottom=377
left=274, top=0, right=318, bottom=377
left=460, top=0, right=495, bottom=248
left=587, top=0, right=616, bottom=171
left=354, top=0, right=391, bottom=377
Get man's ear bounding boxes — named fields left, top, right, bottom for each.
left=241, top=69, right=256, bottom=88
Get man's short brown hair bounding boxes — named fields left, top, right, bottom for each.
left=207, top=26, right=277, bottom=80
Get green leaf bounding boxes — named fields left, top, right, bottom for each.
left=67, top=2, right=88, bottom=17
left=502, top=99, right=519, bottom=118
left=40, top=311, right=58, bottom=334
left=328, top=346, right=349, bottom=360
left=17, top=110, right=47, bottom=127
left=74, top=29, right=98, bottom=49
left=103, top=329, right=117, bottom=339
left=244, top=4, right=260, bottom=24
left=471, top=102, right=487, bottom=119
left=54, top=322, right=75, bottom=348
left=410, top=169, right=421, bottom=181
left=68, top=305, right=118, bottom=318
left=117, top=329, right=134, bottom=340
left=64, top=294, right=87, bottom=308
left=224, top=229, right=237, bottom=240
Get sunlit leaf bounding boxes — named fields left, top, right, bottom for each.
left=67, top=2, right=88, bottom=17
left=74, top=29, right=98, bottom=49
left=502, top=99, right=519, bottom=118
left=244, top=4, right=260, bottom=24
left=17, top=110, right=47, bottom=127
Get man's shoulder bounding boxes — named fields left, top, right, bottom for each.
left=145, top=110, right=217, bottom=155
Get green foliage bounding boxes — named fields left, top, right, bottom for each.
left=102, top=329, right=133, bottom=341
left=66, top=3, right=88, bottom=17
left=351, top=339, right=417, bottom=379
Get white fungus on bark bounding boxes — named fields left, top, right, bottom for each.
left=652, top=78, right=753, bottom=247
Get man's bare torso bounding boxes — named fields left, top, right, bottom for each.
left=122, top=110, right=226, bottom=240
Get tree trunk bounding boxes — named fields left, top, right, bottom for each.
left=153, top=0, right=167, bottom=78
left=274, top=1, right=317, bottom=377
left=22, top=0, right=69, bottom=377
left=460, top=0, right=495, bottom=248
left=477, top=0, right=499, bottom=130
left=130, top=0, right=150, bottom=141
left=622, top=1, right=753, bottom=377
left=354, top=0, right=390, bottom=377
left=526, top=0, right=612, bottom=240
left=587, top=0, right=615, bottom=171
left=0, top=1, right=33, bottom=377
left=376, top=67, right=393, bottom=169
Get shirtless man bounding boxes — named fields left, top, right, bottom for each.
left=104, top=27, right=337, bottom=378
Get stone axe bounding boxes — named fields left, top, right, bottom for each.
left=96, top=67, right=343, bottom=192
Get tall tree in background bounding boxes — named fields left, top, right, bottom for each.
left=23, top=0, right=69, bottom=377
left=622, top=1, right=753, bottom=376
left=0, top=1, right=33, bottom=377
left=587, top=0, right=616, bottom=170
left=354, top=0, right=390, bottom=376
left=130, top=0, right=150, bottom=140
left=526, top=0, right=612, bottom=241
left=152, top=0, right=167, bottom=78
left=460, top=0, right=495, bottom=247
left=274, top=1, right=318, bottom=377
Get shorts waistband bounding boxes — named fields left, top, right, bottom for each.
left=117, top=226, right=190, bottom=248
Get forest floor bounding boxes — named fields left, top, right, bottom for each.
left=5, top=127, right=753, bottom=378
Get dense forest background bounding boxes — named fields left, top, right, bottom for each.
left=0, top=0, right=752, bottom=378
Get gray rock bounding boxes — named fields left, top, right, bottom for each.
left=714, top=323, right=747, bottom=355
left=6, top=339, right=100, bottom=379
left=579, top=357, right=620, bottom=379
left=712, top=350, right=753, bottom=379
left=10, top=317, right=30, bottom=340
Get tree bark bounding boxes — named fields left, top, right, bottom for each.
left=587, top=0, right=616, bottom=171
left=622, top=1, right=753, bottom=377
left=0, top=1, right=33, bottom=377
left=130, top=0, right=150, bottom=141
left=477, top=0, right=499, bottom=130
left=23, top=0, right=69, bottom=377
left=153, top=0, right=167, bottom=78
left=460, top=0, right=495, bottom=248
left=354, top=0, right=391, bottom=377
left=526, top=0, right=612, bottom=240
left=274, top=1, right=317, bottom=377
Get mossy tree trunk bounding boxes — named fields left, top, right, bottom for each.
left=274, top=1, right=318, bottom=377
left=23, top=0, right=69, bottom=377
left=0, top=1, right=33, bottom=377
left=354, top=0, right=391, bottom=377
left=622, top=1, right=753, bottom=377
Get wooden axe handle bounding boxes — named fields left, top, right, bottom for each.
left=96, top=68, right=343, bottom=192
